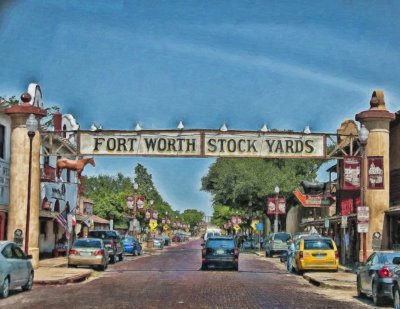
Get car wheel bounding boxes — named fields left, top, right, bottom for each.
left=22, top=272, right=33, bottom=291
left=372, top=281, right=383, bottom=306
left=356, top=276, right=365, bottom=298
left=119, top=253, right=124, bottom=261
left=138, top=250, right=142, bottom=256
left=201, top=263, right=207, bottom=271
left=0, top=277, right=9, bottom=298
left=133, top=249, right=138, bottom=256
left=98, top=263, right=106, bottom=271
left=234, top=263, right=239, bottom=271
left=110, top=255, right=116, bottom=264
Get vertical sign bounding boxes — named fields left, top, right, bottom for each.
left=266, top=198, right=286, bottom=214
left=357, top=206, right=369, bottom=233
left=343, top=156, right=361, bottom=190
left=368, top=156, right=384, bottom=189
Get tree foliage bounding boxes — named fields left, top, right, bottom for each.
left=181, top=209, right=204, bottom=229
left=202, top=158, right=324, bottom=214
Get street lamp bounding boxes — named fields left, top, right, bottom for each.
left=274, top=185, right=280, bottom=233
left=131, top=182, right=139, bottom=236
left=25, top=114, right=38, bottom=254
left=359, top=124, right=369, bottom=263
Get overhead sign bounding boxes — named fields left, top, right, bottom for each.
left=293, top=188, right=334, bottom=207
left=357, top=206, right=369, bottom=233
left=79, top=131, right=326, bottom=158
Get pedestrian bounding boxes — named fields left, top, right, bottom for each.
left=287, top=238, right=295, bottom=272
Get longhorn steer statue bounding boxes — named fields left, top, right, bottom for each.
left=300, top=180, right=327, bottom=195
left=56, top=157, right=96, bottom=180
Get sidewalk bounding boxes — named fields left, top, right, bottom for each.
left=255, top=251, right=357, bottom=291
left=34, top=257, right=92, bottom=286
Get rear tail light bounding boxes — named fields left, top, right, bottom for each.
left=335, top=251, right=339, bottom=259
left=299, top=251, right=303, bottom=260
left=94, top=249, right=104, bottom=256
left=378, top=266, right=393, bottom=278
left=69, top=249, right=77, bottom=255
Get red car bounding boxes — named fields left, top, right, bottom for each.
left=172, top=234, right=182, bottom=242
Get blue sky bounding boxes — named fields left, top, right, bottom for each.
left=1, top=1, right=399, bottom=215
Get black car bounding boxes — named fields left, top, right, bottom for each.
left=88, top=230, right=124, bottom=263
left=356, top=251, right=400, bottom=306
left=201, top=236, right=239, bottom=271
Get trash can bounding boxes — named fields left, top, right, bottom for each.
left=147, top=240, right=153, bottom=249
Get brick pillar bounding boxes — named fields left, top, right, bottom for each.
left=355, top=90, right=395, bottom=259
left=5, top=93, right=46, bottom=269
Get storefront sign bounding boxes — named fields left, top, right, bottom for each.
left=368, top=157, right=384, bottom=189
left=266, top=197, right=286, bottom=214
left=340, top=198, right=354, bottom=216
left=79, top=131, right=326, bottom=158
left=357, top=206, right=369, bottom=233
left=293, top=188, right=334, bottom=207
left=13, top=229, right=23, bottom=247
left=343, top=156, right=361, bottom=190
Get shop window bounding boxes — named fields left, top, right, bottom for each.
left=53, top=220, right=59, bottom=234
left=0, top=125, right=5, bottom=159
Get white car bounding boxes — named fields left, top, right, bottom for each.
left=0, top=241, right=34, bottom=298
left=153, top=238, right=164, bottom=249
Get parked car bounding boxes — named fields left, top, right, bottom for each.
left=88, top=230, right=124, bottom=263
left=265, top=232, right=291, bottom=257
left=122, top=236, right=142, bottom=256
left=201, top=236, right=239, bottom=271
left=68, top=238, right=109, bottom=271
left=291, top=236, right=339, bottom=274
left=0, top=241, right=34, bottom=298
left=357, top=251, right=400, bottom=306
left=172, top=234, right=182, bottom=242
left=241, top=239, right=256, bottom=250
left=391, top=263, right=400, bottom=308
left=161, top=235, right=171, bottom=246
left=153, top=237, right=165, bottom=249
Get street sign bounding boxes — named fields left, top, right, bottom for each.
left=251, top=220, right=259, bottom=231
left=149, top=219, right=158, bottom=230
left=341, top=216, right=347, bottom=228
left=256, top=223, right=264, bottom=231
left=233, top=224, right=241, bottom=231
left=357, top=206, right=369, bottom=233
left=324, top=218, right=330, bottom=229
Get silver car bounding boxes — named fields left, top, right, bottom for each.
left=0, top=241, right=34, bottom=298
left=68, top=238, right=109, bottom=271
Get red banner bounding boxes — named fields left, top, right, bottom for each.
left=368, top=156, right=384, bottom=189
left=266, top=197, right=286, bottom=215
left=340, top=198, right=354, bottom=215
left=343, top=156, right=361, bottom=190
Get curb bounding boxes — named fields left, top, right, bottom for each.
left=33, top=271, right=92, bottom=286
left=302, top=274, right=357, bottom=291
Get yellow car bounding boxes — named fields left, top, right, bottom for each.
left=292, top=236, right=339, bottom=274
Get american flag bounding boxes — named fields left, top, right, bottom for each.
left=56, top=210, right=71, bottom=239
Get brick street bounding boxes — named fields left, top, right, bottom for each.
left=0, top=239, right=373, bottom=309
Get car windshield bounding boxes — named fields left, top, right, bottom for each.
left=207, top=239, right=234, bottom=249
left=304, top=239, right=334, bottom=250
left=274, top=233, right=290, bottom=242
left=379, top=253, right=400, bottom=264
left=74, top=239, right=101, bottom=248
left=89, top=231, right=118, bottom=239
left=123, top=237, right=137, bottom=242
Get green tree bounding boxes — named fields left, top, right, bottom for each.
left=202, top=157, right=323, bottom=213
left=181, top=209, right=204, bottom=231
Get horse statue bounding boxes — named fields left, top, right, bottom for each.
left=56, top=157, right=95, bottom=180
left=300, top=180, right=327, bottom=195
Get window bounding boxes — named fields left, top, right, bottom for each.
left=62, top=124, right=67, bottom=138
left=73, top=239, right=101, bottom=248
left=304, top=239, right=334, bottom=250
left=0, top=125, right=5, bottom=159
left=1, top=244, right=12, bottom=258
left=40, top=221, right=47, bottom=237
left=12, top=245, right=25, bottom=259
left=207, top=239, right=235, bottom=249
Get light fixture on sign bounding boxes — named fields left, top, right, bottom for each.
left=177, top=121, right=184, bottom=130
left=260, top=124, right=269, bottom=132
left=134, top=122, right=142, bottom=131
left=220, top=122, right=228, bottom=132
left=303, top=125, right=311, bottom=134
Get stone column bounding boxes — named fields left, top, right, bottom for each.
left=355, top=90, right=395, bottom=259
left=5, top=93, right=46, bottom=269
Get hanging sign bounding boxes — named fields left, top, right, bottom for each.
left=266, top=197, right=286, bottom=214
left=343, top=156, right=361, bottom=190
left=340, top=198, right=354, bottom=216
left=368, top=157, right=384, bottom=190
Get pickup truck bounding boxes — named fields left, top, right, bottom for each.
left=88, top=230, right=124, bottom=263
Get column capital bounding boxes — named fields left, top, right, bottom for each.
left=355, top=90, right=395, bottom=123
left=4, top=93, right=46, bottom=118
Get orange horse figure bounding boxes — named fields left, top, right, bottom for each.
left=56, top=157, right=95, bottom=179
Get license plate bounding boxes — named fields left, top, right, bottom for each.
left=80, top=251, right=91, bottom=256
left=216, top=249, right=224, bottom=255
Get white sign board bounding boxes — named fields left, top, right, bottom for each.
left=357, top=206, right=369, bottom=233
left=79, top=131, right=326, bottom=158
left=341, top=215, right=347, bottom=228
